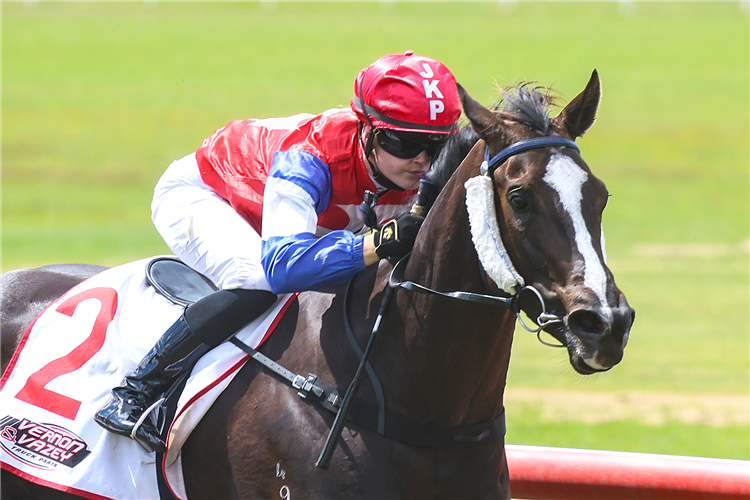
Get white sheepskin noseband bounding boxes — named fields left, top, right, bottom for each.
left=464, top=173, right=524, bottom=295
left=464, top=137, right=580, bottom=296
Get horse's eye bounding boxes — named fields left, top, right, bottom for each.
left=508, top=189, right=529, bottom=212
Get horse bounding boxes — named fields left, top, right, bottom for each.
left=1, top=70, right=634, bottom=499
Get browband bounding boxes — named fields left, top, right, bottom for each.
left=482, top=137, right=579, bottom=176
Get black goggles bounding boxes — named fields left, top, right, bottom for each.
left=374, top=129, right=447, bottom=160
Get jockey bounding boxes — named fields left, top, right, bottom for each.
left=95, top=51, right=462, bottom=453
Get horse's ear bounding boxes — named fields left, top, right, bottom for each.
left=458, top=83, right=498, bottom=139
left=554, top=70, right=601, bottom=138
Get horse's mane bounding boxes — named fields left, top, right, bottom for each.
left=426, top=125, right=479, bottom=189
left=397, top=126, right=479, bottom=215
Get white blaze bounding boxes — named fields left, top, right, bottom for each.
left=543, top=155, right=610, bottom=318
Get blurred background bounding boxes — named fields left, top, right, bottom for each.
left=2, top=1, right=748, bottom=460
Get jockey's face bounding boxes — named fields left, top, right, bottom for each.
left=362, top=125, right=431, bottom=190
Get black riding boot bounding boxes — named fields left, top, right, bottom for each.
left=94, top=316, right=203, bottom=453
left=94, top=288, right=277, bottom=453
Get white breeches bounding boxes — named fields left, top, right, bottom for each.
left=151, top=153, right=271, bottom=291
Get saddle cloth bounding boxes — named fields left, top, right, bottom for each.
left=0, top=257, right=295, bottom=500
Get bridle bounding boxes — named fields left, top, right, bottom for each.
left=481, top=136, right=579, bottom=176
left=317, top=134, right=582, bottom=468
left=390, top=136, right=580, bottom=339
left=389, top=254, right=564, bottom=346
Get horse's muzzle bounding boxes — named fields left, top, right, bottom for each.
left=566, top=297, right=635, bottom=371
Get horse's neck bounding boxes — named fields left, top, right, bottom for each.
left=375, top=168, right=515, bottom=426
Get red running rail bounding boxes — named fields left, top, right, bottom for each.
left=506, top=445, right=750, bottom=500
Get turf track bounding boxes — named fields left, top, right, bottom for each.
left=2, top=1, right=748, bottom=460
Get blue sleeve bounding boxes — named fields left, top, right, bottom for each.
left=261, top=232, right=368, bottom=294
left=270, top=150, right=331, bottom=214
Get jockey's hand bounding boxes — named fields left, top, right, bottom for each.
left=373, top=213, right=425, bottom=260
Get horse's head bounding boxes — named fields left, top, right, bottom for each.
left=459, top=71, right=634, bottom=374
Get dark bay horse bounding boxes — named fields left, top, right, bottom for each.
left=1, top=71, right=634, bottom=499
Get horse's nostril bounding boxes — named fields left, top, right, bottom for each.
left=568, top=310, right=608, bottom=336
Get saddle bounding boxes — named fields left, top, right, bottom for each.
left=146, top=258, right=507, bottom=451
left=146, top=257, right=217, bottom=307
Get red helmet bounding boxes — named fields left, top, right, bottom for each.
left=351, top=51, right=461, bottom=135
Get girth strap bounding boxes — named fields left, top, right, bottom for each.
left=229, top=336, right=506, bottom=448
left=350, top=399, right=506, bottom=448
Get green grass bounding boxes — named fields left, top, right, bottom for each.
left=2, top=1, right=748, bottom=460
left=507, top=416, right=747, bottom=461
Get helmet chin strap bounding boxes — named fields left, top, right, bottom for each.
left=358, top=123, right=405, bottom=192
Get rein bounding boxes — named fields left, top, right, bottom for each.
left=389, top=253, right=515, bottom=309
left=388, top=253, right=564, bottom=345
